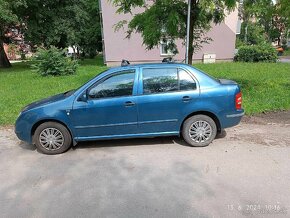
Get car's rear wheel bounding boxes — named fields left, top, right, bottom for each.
left=33, top=122, right=72, bottom=154
left=182, top=115, right=217, bottom=147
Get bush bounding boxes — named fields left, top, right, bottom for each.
left=32, top=47, right=78, bottom=76
left=234, top=44, right=278, bottom=62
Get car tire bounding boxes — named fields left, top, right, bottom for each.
left=182, top=115, right=217, bottom=147
left=33, top=122, right=72, bottom=154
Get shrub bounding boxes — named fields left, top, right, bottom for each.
left=234, top=44, right=278, bottom=63
left=32, top=46, right=78, bottom=76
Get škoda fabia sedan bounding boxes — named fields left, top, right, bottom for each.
left=15, top=62, right=244, bottom=154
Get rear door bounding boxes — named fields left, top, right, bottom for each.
left=136, top=67, right=200, bottom=134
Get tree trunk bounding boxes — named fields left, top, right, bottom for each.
left=188, top=0, right=198, bottom=65
left=0, top=39, right=11, bottom=68
left=244, top=23, right=248, bottom=43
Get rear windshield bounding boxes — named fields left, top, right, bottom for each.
left=191, top=66, right=220, bottom=83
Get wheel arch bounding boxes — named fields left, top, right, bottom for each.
left=180, top=111, right=221, bottom=134
left=31, top=119, right=74, bottom=143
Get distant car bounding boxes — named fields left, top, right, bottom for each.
left=15, top=62, right=244, bottom=154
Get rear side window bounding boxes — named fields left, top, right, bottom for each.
left=142, top=68, right=196, bottom=94
left=179, top=69, right=197, bottom=91
left=143, top=68, right=178, bottom=94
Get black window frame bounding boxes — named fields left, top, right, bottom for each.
left=178, top=68, right=197, bottom=91
left=87, top=69, right=136, bottom=100
left=141, top=67, right=197, bottom=95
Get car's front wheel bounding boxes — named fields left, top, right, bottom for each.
left=33, top=122, right=72, bottom=154
left=182, top=115, right=217, bottom=147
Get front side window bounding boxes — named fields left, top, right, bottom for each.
left=88, top=70, right=135, bottom=99
left=143, top=68, right=178, bottom=94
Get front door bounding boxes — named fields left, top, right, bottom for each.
left=71, top=69, right=138, bottom=140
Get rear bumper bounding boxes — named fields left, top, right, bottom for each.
left=226, top=111, right=245, bottom=118
left=221, top=110, right=244, bottom=128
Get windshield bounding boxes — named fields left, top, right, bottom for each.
left=67, top=69, right=109, bottom=95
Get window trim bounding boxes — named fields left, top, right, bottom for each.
left=139, top=67, right=198, bottom=96
left=87, top=69, right=137, bottom=100
left=178, top=68, right=198, bottom=92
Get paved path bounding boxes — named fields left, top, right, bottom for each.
left=0, top=119, right=289, bottom=218
left=279, top=56, right=290, bottom=63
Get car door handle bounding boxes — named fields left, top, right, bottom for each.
left=124, top=101, right=135, bottom=107
left=182, top=96, right=192, bottom=102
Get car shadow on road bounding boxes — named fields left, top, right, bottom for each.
left=18, top=141, right=36, bottom=151
left=73, top=130, right=227, bottom=150
left=73, top=136, right=187, bottom=150
left=18, top=130, right=227, bottom=152
left=215, top=129, right=227, bottom=139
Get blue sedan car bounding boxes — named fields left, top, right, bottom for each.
left=15, top=62, right=244, bottom=154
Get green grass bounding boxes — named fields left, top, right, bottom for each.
left=0, top=58, right=290, bottom=125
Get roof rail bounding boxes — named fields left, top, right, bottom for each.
left=121, top=59, right=130, bottom=66
left=162, top=57, right=173, bottom=63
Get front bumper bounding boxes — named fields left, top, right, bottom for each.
left=15, top=114, right=33, bottom=144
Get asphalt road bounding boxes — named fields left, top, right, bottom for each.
left=0, top=118, right=289, bottom=218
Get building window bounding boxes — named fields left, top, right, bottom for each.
left=160, top=40, right=174, bottom=56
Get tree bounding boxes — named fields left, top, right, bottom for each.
left=112, top=0, right=236, bottom=64
left=0, top=0, right=23, bottom=68
left=16, top=0, right=102, bottom=58
left=239, top=22, right=266, bottom=45
left=17, top=0, right=85, bottom=47
left=238, top=0, right=289, bottom=45
left=74, top=0, right=103, bottom=58
left=276, top=0, right=290, bottom=45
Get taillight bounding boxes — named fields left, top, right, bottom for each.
left=235, top=92, right=242, bottom=110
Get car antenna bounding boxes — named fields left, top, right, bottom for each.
left=121, top=59, right=130, bottom=66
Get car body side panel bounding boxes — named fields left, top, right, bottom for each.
left=136, top=91, right=200, bottom=133
left=15, top=97, right=75, bottom=144
left=71, top=68, right=140, bottom=138
left=71, top=96, right=139, bottom=138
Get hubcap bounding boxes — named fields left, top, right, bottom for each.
left=39, top=128, right=64, bottom=151
left=189, top=120, right=212, bottom=143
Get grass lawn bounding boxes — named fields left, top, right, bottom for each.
left=0, top=57, right=290, bottom=125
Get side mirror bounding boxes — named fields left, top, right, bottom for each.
left=78, top=91, right=88, bottom=102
